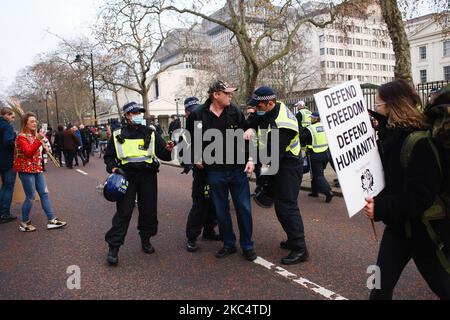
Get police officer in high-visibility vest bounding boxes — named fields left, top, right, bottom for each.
left=104, top=102, right=174, bottom=266
left=180, top=97, right=220, bottom=253
left=301, top=112, right=334, bottom=203
left=295, top=100, right=312, bottom=130
left=245, top=86, right=309, bottom=265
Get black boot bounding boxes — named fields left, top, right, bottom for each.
left=141, top=238, right=155, bottom=254
left=202, top=229, right=220, bottom=241
left=107, top=246, right=119, bottom=266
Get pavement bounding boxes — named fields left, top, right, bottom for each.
left=0, top=156, right=436, bottom=300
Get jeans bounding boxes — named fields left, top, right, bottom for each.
left=207, top=168, right=253, bottom=250
left=0, top=168, right=17, bottom=218
left=18, top=173, right=56, bottom=222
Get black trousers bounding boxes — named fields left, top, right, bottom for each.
left=186, top=168, right=217, bottom=241
left=309, top=151, right=332, bottom=195
left=65, top=150, right=75, bottom=168
left=82, top=146, right=91, bottom=162
left=54, top=147, right=63, bottom=166
left=370, top=226, right=450, bottom=300
left=271, top=157, right=306, bottom=251
left=105, top=171, right=158, bottom=248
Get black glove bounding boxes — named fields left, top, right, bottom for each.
left=113, top=168, right=126, bottom=177
left=181, top=164, right=193, bottom=175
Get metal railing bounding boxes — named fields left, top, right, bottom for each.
left=286, top=80, right=450, bottom=113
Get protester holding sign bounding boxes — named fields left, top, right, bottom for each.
left=363, top=80, right=450, bottom=300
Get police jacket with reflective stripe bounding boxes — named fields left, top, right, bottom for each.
left=245, top=103, right=299, bottom=162
left=104, top=123, right=171, bottom=177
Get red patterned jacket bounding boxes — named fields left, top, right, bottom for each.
left=14, top=133, right=43, bottom=174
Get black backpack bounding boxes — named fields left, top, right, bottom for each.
left=400, top=89, right=450, bottom=274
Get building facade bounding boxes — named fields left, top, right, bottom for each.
left=407, top=14, right=450, bottom=84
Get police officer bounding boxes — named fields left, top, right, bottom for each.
left=245, top=86, right=309, bottom=265
left=301, top=112, right=334, bottom=203
left=104, top=102, right=173, bottom=266
left=180, top=97, right=220, bottom=253
left=295, top=100, right=312, bottom=130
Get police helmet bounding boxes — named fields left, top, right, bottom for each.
left=103, top=173, right=129, bottom=202
left=253, top=189, right=274, bottom=208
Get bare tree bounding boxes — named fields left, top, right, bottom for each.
left=138, top=0, right=373, bottom=102
left=94, top=0, right=187, bottom=115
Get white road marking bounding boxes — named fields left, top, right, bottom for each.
left=254, top=257, right=348, bottom=301
left=76, top=169, right=88, bottom=176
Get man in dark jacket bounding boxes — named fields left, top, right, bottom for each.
left=0, top=107, right=17, bottom=223
left=168, top=116, right=181, bottom=140
left=104, top=102, right=174, bottom=266
left=53, top=125, right=64, bottom=167
left=61, top=124, right=80, bottom=169
left=79, top=125, right=93, bottom=163
left=186, top=80, right=257, bottom=262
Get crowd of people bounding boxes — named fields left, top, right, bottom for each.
left=1, top=78, right=449, bottom=300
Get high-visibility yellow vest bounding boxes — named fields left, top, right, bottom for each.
left=113, top=129, right=155, bottom=165
left=298, top=109, right=312, bottom=128
left=258, top=102, right=301, bottom=157
left=306, top=122, right=329, bottom=153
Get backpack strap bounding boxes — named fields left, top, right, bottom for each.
left=400, top=131, right=442, bottom=175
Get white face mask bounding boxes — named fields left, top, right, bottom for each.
left=131, top=114, right=144, bottom=125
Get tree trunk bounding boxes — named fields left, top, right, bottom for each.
left=242, top=63, right=259, bottom=104
left=379, top=0, right=413, bottom=85
left=142, top=89, right=150, bottom=117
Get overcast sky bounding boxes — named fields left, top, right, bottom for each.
left=0, top=0, right=103, bottom=93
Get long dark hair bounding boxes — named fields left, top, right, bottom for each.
left=378, top=80, right=429, bottom=130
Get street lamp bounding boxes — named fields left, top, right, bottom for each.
left=74, top=53, right=97, bottom=126
left=174, top=98, right=180, bottom=117
left=54, top=90, right=60, bottom=125
left=45, top=91, right=50, bottom=126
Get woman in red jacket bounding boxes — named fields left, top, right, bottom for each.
left=14, top=112, right=67, bottom=232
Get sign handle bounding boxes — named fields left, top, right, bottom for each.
left=371, top=220, right=379, bottom=243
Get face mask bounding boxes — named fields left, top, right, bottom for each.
left=131, top=114, right=144, bottom=125
left=256, top=111, right=266, bottom=116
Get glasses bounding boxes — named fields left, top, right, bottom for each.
left=375, top=102, right=386, bottom=107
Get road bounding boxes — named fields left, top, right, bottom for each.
left=0, top=156, right=436, bottom=300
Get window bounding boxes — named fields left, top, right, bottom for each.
left=419, top=46, right=427, bottom=60
left=319, top=35, right=325, bottom=42
left=320, top=61, right=326, bottom=67
left=327, top=48, right=336, bottom=55
left=420, top=70, right=427, bottom=83
left=320, top=48, right=325, bottom=55
left=186, top=77, right=194, bottom=86
left=444, top=41, right=450, bottom=57
left=444, top=66, right=450, bottom=81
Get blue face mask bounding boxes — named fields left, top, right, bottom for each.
left=256, top=111, right=266, bottom=116
left=131, top=114, right=144, bottom=125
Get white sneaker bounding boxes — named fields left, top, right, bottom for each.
left=19, top=221, right=37, bottom=232
left=47, top=218, right=67, bottom=230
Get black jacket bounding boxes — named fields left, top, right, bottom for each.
left=0, top=117, right=16, bottom=171
left=245, top=103, right=298, bottom=163
left=374, top=125, right=443, bottom=239
left=104, top=123, right=171, bottom=177
left=186, top=100, right=249, bottom=170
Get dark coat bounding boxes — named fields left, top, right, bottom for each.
left=374, top=125, right=443, bottom=244
left=0, top=117, right=16, bottom=171
left=62, top=129, right=80, bottom=151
